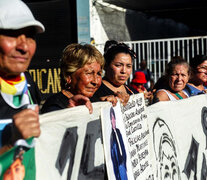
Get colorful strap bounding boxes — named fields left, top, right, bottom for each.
left=175, top=93, right=183, bottom=99
left=27, top=90, right=34, bottom=105
left=0, top=73, right=30, bottom=108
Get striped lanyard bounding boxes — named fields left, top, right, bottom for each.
left=27, top=89, right=34, bottom=105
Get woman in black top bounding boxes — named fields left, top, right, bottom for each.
left=41, top=43, right=117, bottom=114
left=91, top=40, right=137, bottom=104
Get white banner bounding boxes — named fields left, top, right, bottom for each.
left=147, top=94, right=207, bottom=180
left=35, top=93, right=207, bottom=180
left=35, top=102, right=109, bottom=180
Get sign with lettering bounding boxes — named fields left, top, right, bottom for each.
left=121, top=94, right=154, bottom=180
left=101, top=94, right=153, bottom=180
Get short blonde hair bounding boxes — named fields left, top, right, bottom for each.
left=60, top=43, right=105, bottom=88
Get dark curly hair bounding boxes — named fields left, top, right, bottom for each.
left=103, top=40, right=136, bottom=69
left=190, top=54, right=207, bottom=70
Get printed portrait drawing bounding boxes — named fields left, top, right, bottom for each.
left=153, top=118, right=181, bottom=180
left=3, top=147, right=25, bottom=180
left=110, top=107, right=128, bottom=180
left=201, top=106, right=207, bottom=149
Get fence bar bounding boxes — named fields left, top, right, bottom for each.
left=158, top=42, right=161, bottom=77
left=201, top=38, right=204, bottom=55
left=95, top=36, right=207, bottom=83
left=182, top=40, right=185, bottom=59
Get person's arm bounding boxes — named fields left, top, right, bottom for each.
left=152, top=90, right=170, bottom=103
left=68, top=95, right=93, bottom=114
left=143, top=87, right=152, bottom=98
left=99, top=95, right=118, bottom=107
left=0, top=145, right=12, bottom=155
left=69, top=94, right=118, bottom=114
left=115, top=92, right=130, bottom=106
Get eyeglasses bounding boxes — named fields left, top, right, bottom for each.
left=197, top=66, right=207, bottom=73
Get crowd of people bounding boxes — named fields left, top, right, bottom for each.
left=1, top=0, right=207, bottom=179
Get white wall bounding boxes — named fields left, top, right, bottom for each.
left=90, top=0, right=130, bottom=53
left=90, top=0, right=108, bottom=46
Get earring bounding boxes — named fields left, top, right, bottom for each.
left=65, top=82, right=71, bottom=89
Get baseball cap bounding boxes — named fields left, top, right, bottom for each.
left=0, top=0, right=45, bottom=33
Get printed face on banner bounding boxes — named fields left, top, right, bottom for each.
left=110, top=107, right=116, bottom=129
left=159, top=138, right=179, bottom=180
left=153, top=118, right=180, bottom=180
left=3, top=159, right=25, bottom=180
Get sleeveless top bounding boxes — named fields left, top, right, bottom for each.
left=157, top=89, right=189, bottom=101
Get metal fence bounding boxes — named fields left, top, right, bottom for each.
left=95, top=36, right=207, bottom=83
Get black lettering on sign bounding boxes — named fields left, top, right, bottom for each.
left=56, top=127, right=78, bottom=179
left=78, top=120, right=105, bottom=180
left=183, top=136, right=199, bottom=180
left=201, top=107, right=207, bottom=149
left=201, top=153, right=207, bottom=180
